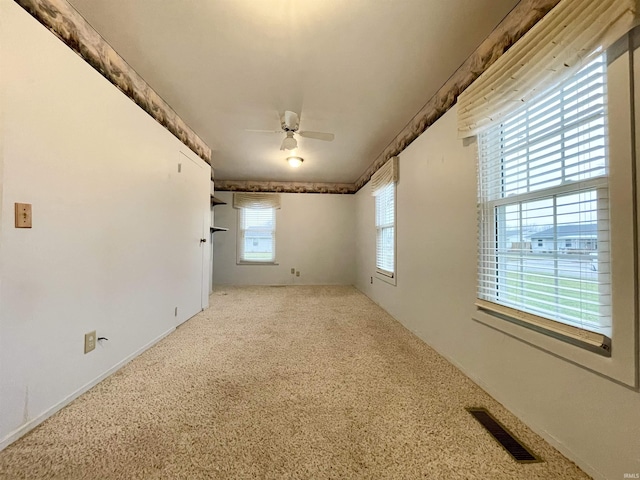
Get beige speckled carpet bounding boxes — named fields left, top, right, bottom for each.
left=0, top=286, right=589, bottom=479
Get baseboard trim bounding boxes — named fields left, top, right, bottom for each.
left=353, top=285, right=605, bottom=480
left=456, top=370, right=605, bottom=480
left=0, top=327, right=175, bottom=452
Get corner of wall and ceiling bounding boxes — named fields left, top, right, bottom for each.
left=14, top=0, right=560, bottom=194
left=216, top=0, right=561, bottom=195
left=350, top=0, right=561, bottom=192
left=13, top=0, right=212, bottom=165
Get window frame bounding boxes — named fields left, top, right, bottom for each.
left=236, top=206, right=278, bottom=265
left=375, top=181, right=397, bottom=285
left=480, top=179, right=611, bottom=337
left=472, top=41, right=637, bottom=387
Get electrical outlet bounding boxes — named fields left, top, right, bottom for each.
left=296, top=271, right=300, bottom=277
left=175, top=307, right=178, bottom=317
left=84, top=331, right=96, bottom=354
left=370, top=276, right=373, bottom=284
left=291, top=268, right=295, bottom=274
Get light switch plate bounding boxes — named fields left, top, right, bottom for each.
left=15, top=203, right=32, bottom=228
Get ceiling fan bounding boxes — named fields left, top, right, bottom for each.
left=247, top=111, right=335, bottom=151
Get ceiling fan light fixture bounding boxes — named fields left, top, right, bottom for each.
left=280, top=132, right=297, bottom=151
left=287, top=156, right=303, bottom=168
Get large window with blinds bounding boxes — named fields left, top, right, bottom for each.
left=477, top=55, right=611, bottom=340
left=238, top=207, right=276, bottom=263
left=375, top=182, right=395, bottom=278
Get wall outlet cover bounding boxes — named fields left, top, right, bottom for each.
left=84, top=331, right=96, bottom=354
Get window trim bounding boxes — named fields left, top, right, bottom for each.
left=472, top=41, right=637, bottom=387
left=477, top=54, right=612, bottom=343
left=480, top=180, right=611, bottom=336
left=375, top=182, right=397, bottom=285
left=236, top=207, right=278, bottom=266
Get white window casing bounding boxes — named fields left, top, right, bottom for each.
left=375, top=183, right=395, bottom=278
left=233, top=193, right=280, bottom=264
left=478, top=54, right=612, bottom=347
left=371, top=157, right=398, bottom=282
left=462, top=3, right=637, bottom=385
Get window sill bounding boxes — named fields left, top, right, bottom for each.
left=376, top=271, right=397, bottom=286
left=472, top=308, right=637, bottom=387
left=476, top=300, right=611, bottom=355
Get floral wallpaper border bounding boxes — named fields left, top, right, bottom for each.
left=16, top=0, right=558, bottom=193
left=15, top=0, right=212, bottom=164
left=218, top=0, right=560, bottom=194
left=354, top=0, right=561, bottom=191
left=214, top=180, right=357, bottom=195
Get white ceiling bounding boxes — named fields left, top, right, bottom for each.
left=66, top=0, right=519, bottom=184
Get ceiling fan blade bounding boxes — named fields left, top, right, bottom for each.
left=283, top=110, right=300, bottom=130
left=298, top=131, right=335, bottom=141
left=245, top=129, right=282, bottom=134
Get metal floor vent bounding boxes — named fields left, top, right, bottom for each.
left=467, top=408, right=541, bottom=463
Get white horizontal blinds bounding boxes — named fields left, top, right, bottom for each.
left=480, top=56, right=608, bottom=196
left=458, top=0, right=637, bottom=137
left=370, top=156, right=399, bottom=193
left=375, top=183, right=395, bottom=276
left=239, top=207, right=275, bottom=262
left=232, top=192, right=281, bottom=209
left=478, top=55, right=611, bottom=333
left=233, top=193, right=280, bottom=263
left=371, top=157, right=398, bottom=278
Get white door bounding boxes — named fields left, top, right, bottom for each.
left=174, top=151, right=209, bottom=326
left=201, top=208, right=211, bottom=310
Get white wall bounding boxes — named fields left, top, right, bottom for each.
left=4, top=1, right=639, bottom=477
left=0, top=1, right=210, bottom=448
left=354, top=104, right=640, bottom=480
left=213, top=191, right=355, bottom=285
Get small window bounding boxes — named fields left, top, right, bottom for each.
left=371, top=157, right=398, bottom=283
left=375, top=182, right=395, bottom=278
left=238, top=207, right=276, bottom=263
